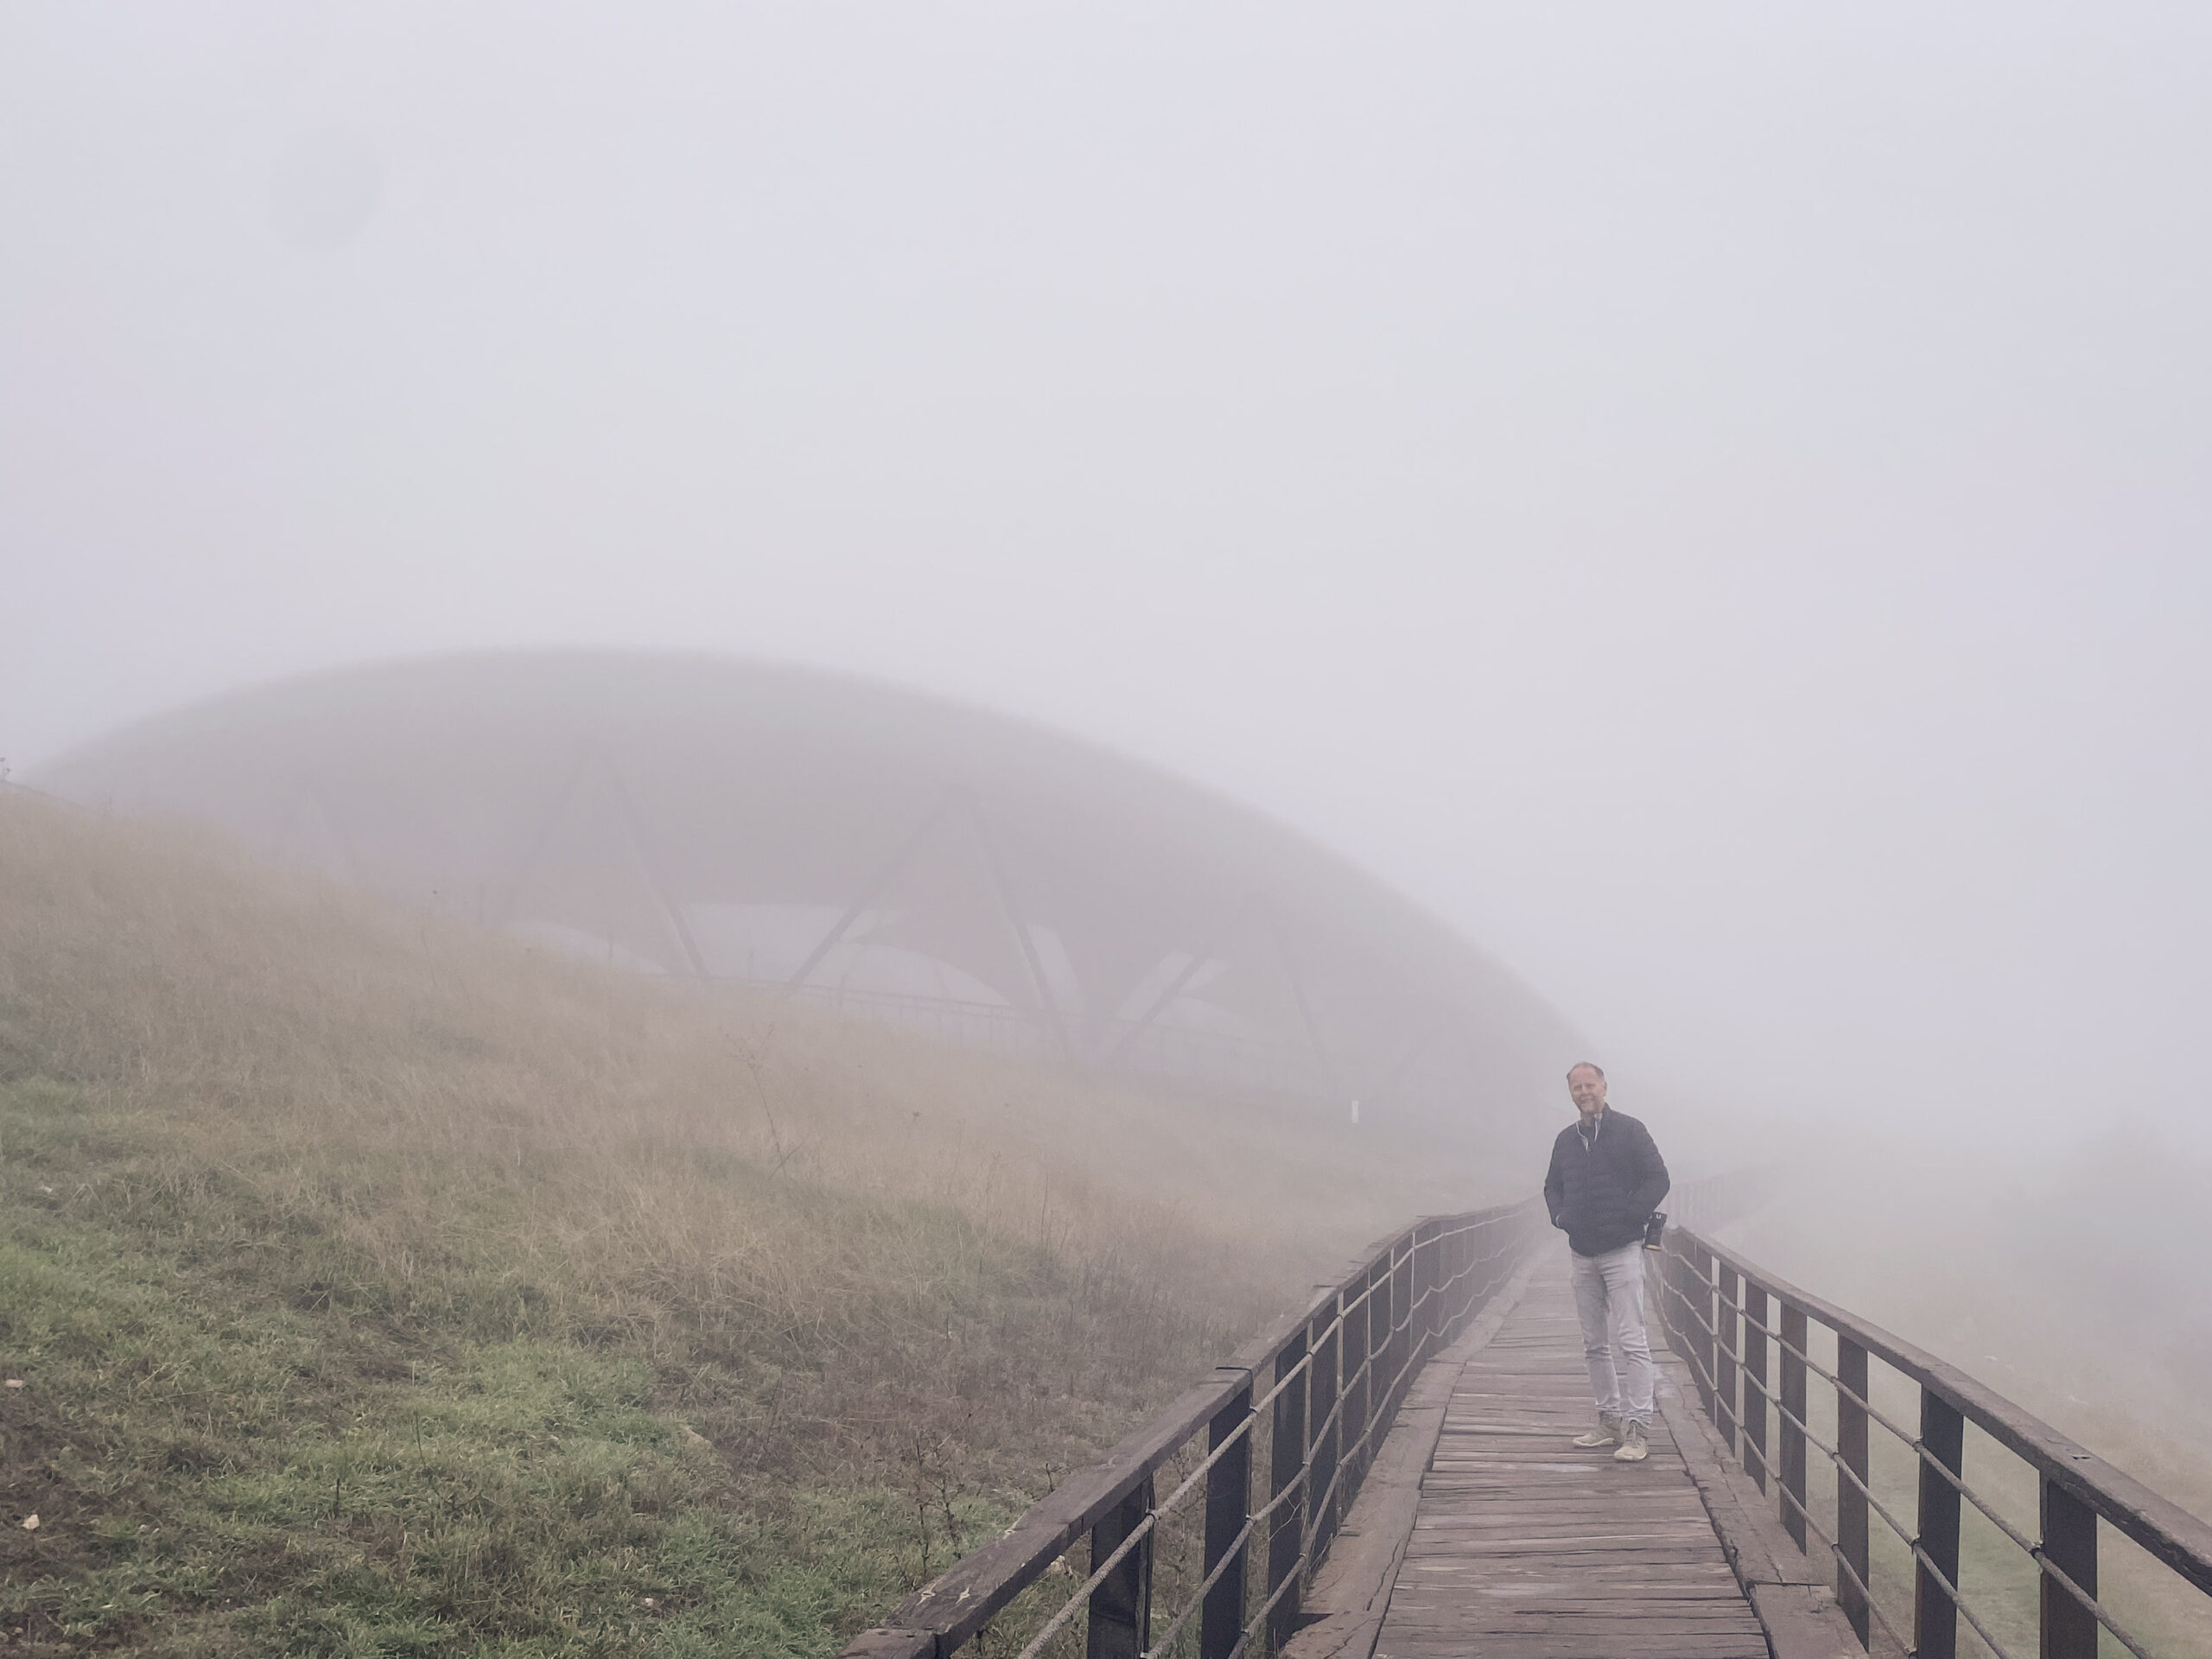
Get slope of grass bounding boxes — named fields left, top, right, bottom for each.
left=0, top=1071, right=1029, bottom=1656
left=0, top=792, right=1484, bottom=1656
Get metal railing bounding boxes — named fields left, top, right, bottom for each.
left=839, top=1198, right=1549, bottom=1659
left=1656, top=1228, right=2212, bottom=1659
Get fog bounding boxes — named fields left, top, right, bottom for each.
left=7, top=3, right=2211, bottom=1169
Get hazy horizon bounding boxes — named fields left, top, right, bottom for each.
left=10, top=3, right=2212, bottom=1157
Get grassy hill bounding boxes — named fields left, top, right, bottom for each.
left=0, top=791, right=1496, bottom=1657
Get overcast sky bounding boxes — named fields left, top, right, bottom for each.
left=8, top=3, right=2210, bottom=1153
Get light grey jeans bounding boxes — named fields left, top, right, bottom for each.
left=1570, top=1240, right=1655, bottom=1427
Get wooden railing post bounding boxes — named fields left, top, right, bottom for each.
left=1416, top=1223, right=1439, bottom=1359
left=1741, top=1281, right=1770, bottom=1491
left=1087, top=1476, right=1154, bottom=1659
left=1780, top=1302, right=1808, bottom=1550
left=1200, top=1384, right=1252, bottom=1659
left=1266, top=1329, right=1309, bottom=1647
left=1404, top=1227, right=1424, bottom=1368
left=2039, top=1478, right=2097, bottom=1659
left=1308, top=1300, right=1342, bottom=1559
left=1837, top=1336, right=1872, bottom=1648
left=1369, top=1258, right=1389, bottom=1471
left=1465, top=1223, right=1484, bottom=1325
left=1342, top=1265, right=1373, bottom=1496
left=1429, top=1226, right=1449, bottom=1344
left=1717, top=1263, right=1741, bottom=1453
left=1655, top=1243, right=1686, bottom=1361
left=1374, top=1251, right=1396, bottom=1427
left=1915, top=1389, right=1965, bottom=1659
left=1690, top=1241, right=1717, bottom=1421
left=1389, top=1236, right=1414, bottom=1411
left=1471, top=1226, right=1494, bottom=1335
left=1441, top=1226, right=1464, bottom=1338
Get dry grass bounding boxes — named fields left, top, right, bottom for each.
left=0, top=790, right=1491, bottom=1656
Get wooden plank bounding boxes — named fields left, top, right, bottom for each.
left=1421, top=1591, right=1753, bottom=1605
left=1402, top=1560, right=1738, bottom=1576
left=839, top=1631, right=936, bottom=1659
left=1281, top=1249, right=1546, bottom=1659
left=1402, top=1563, right=1737, bottom=1576
left=1371, top=1255, right=1776, bottom=1659
left=1653, top=1342, right=1865, bottom=1659
left=1385, top=1632, right=1766, bottom=1645
left=1382, top=1642, right=1768, bottom=1656
left=1386, top=1596, right=1763, bottom=1616
left=1408, top=1526, right=1719, bottom=1541
left=1382, top=1648, right=1766, bottom=1656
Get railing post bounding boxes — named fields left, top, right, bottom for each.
left=1717, top=1262, right=1741, bottom=1453
left=1690, top=1241, right=1717, bottom=1421
left=2039, top=1478, right=2098, bottom=1659
left=1200, top=1384, right=1252, bottom=1659
left=1416, top=1222, right=1439, bottom=1359
left=1389, top=1235, right=1414, bottom=1411
left=1837, top=1336, right=1872, bottom=1648
left=1915, top=1389, right=1965, bottom=1659
left=1087, top=1475, right=1154, bottom=1659
left=1472, top=1226, right=1494, bottom=1333
left=1369, top=1257, right=1389, bottom=1470
left=1308, top=1300, right=1342, bottom=1560
left=1741, top=1281, right=1770, bottom=1492
left=1428, top=1222, right=1446, bottom=1350
left=1342, top=1264, right=1373, bottom=1497
left=1464, top=1224, right=1483, bottom=1326
left=1655, top=1243, right=1686, bottom=1361
left=1374, top=1251, right=1396, bottom=1427
left=1780, top=1302, right=1808, bottom=1551
left=1267, top=1329, right=1309, bottom=1647
left=1441, top=1225, right=1464, bottom=1338
left=1460, top=1224, right=1478, bottom=1329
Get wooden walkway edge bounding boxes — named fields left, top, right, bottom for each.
left=1284, top=1250, right=1548, bottom=1659
left=1294, top=1250, right=1861, bottom=1659
left=1653, top=1355, right=1863, bottom=1659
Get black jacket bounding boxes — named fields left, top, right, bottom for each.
left=1542, top=1109, right=1670, bottom=1257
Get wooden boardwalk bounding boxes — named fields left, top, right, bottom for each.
left=1371, top=1256, right=1769, bottom=1659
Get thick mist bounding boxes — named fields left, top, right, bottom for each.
left=7, top=3, right=2211, bottom=1173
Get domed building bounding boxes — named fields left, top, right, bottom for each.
left=31, top=652, right=1581, bottom=1138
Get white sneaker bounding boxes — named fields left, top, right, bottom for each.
left=1571, top=1412, right=1622, bottom=1448
left=1614, top=1420, right=1649, bottom=1462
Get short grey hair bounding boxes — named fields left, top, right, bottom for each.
left=1566, top=1061, right=1605, bottom=1080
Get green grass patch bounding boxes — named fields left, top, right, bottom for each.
left=0, top=799, right=1331, bottom=1656
left=0, top=1077, right=1021, bottom=1657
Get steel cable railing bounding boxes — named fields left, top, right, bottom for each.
left=839, top=1200, right=1548, bottom=1659
left=1094, top=1212, right=1511, bottom=1659
left=1655, top=1229, right=2212, bottom=1659
left=1662, top=1278, right=1918, bottom=1654
left=1296, top=1235, right=1492, bottom=1553
left=1687, top=1316, right=2018, bottom=1659
left=1662, top=1273, right=2162, bottom=1659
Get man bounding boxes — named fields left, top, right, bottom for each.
left=1541, top=1062, right=1669, bottom=1462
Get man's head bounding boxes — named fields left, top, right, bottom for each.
left=1567, top=1062, right=1608, bottom=1121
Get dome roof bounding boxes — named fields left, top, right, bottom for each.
left=32, top=652, right=1581, bottom=1135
